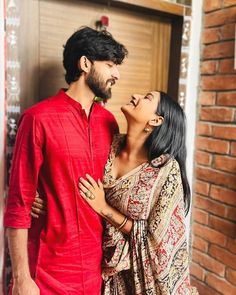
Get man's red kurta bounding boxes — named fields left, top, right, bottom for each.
left=4, top=89, right=118, bottom=294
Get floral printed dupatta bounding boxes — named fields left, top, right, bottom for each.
left=101, top=134, right=198, bottom=295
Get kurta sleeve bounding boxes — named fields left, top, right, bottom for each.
left=4, top=112, right=44, bottom=228
left=129, top=159, right=195, bottom=294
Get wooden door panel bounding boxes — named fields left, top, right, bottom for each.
left=38, top=0, right=172, bottom=132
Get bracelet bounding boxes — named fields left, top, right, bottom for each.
left=117, top=216, right=128, bottom=230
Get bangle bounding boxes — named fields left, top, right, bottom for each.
left=117, top=216, right=128, bottom=230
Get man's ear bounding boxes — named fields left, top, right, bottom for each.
left=78, top=56, right=91, bottom=73
left=148, top=115, right=164, bottom=127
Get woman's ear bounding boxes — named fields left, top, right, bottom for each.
left=78, top=55, right=91, bottom=73
left=148, top=115, right=164, bottom=127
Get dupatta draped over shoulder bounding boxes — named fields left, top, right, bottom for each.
left=102, top=134, right=198, bottom=295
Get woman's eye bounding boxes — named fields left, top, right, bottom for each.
left=144, top=96, right=151, bottom=101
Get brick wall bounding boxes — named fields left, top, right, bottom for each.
left=190, top=1, right=236, bottom=294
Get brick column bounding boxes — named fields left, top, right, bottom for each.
left=190, top=1, right=236, bottom=294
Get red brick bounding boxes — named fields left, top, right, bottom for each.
left=195, top=195, right=226, bottom=217
left=202, top=27, right=220, bottom=44
left=192, top=249, right=225, bottom=276
left=204, top=0, right=222, bottom=12
left=201, top=60, right=217, bottom=74
left=192, top=235, right=209, bottom=252
left=196, top=136, right=229, bottom=153
left=193, top=208, right=209, bottom=225
left=190, top=262, right=205, bottom=281
left=206, top=273, right=236, bottom=295
left=231, top=142, right=236, bottom=156
left=200, top=107, right=234, bottom=122
left=196, top=122, right=212, bottom=136
left=219, top=58, right=236, bottom=74
left=226, top=238, right=236, bottom=254
left=226, top=206, right=236, bottom=222
left=210, top=185, right=236, bottom=206
left=205, top=7, right=236, bottom=27
left=212, top=125, right=236, bottom=140
left=199, top=91, right=216, bottom=105
left=221, top=23, right=236, bottom=40
left=203, top=41, right=234, bottom=59
left=195, top=150, right=212, bottom=166
left=201, top=75, right=236, bottom=90
left=190, top=277, right=222, bottom=295
left=195, top=180, right=210, bottom=195
left=224, top=0, right=236, bottom=7
left=217, top=92, right=236, bottom=106
left=209, top=244, right=236, bottom=269
left=193, top=223, right=227, bottom=246
left=227, top=238, right=236, bottom=254
left=226, top=268, right=236, bottom=286
left=209, top=215, right=236, bottom=238
left=214, top=155, right=236, bottom=173
left=196, top=166, right=236, bottom=190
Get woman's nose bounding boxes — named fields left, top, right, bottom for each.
left=132, top=94, right=141, bottom=100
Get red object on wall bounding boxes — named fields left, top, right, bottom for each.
left=101, top=15, right=109, bottom=27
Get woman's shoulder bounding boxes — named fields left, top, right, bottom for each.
left=150, top=154, right=178, bottom=170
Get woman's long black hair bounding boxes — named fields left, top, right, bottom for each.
left=144, top=91, right=191, bottom=215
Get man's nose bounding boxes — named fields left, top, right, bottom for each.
left=112, top=65, right=120, bottom=80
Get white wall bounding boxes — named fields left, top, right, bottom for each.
left=0, top=0, right=5, bottom=293
left=185, top=0, right=203, bottom=243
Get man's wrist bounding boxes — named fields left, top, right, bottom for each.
left=13, top=271, right=31, bottom=282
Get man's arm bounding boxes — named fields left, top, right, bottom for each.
left=7, top=228, right=39, bottom=295
left=4, top=113, right=44, bottom=294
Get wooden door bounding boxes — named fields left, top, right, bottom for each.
left=20, top=0, right=173, bottom=132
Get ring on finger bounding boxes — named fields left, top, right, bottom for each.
left=85, top=191, right=92, bottom=198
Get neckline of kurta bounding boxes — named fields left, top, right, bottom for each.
left=57, top=88, right=98, bottom=118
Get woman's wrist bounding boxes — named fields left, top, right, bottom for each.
left=101, top=205, right=115, bottom=222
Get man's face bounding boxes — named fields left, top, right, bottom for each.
left=86, top=61, right=120, bottom=99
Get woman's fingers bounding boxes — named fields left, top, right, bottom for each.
left=33, top=201, right=44, bottom=210
left=85, top=174, right=98, bottom=188
left=79, top=182, right=90, bottom=193
left=35, top=197, right=44, bottom=204
left=98, top=179, right=103, bottom=189
left=31, top=212, right=39, bottom=218
left=80, top=177, right=94, bottom=191
left=32, top=207, right=42, bottom=214
left=80, top=190, right=90, bottom=202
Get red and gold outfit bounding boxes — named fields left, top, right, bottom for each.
left=4, top=89, right=118, bottom=294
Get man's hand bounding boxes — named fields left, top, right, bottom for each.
left=12, top=277, right=40, bottom=295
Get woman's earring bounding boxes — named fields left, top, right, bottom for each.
left=144, top=127, right=150, bottom=133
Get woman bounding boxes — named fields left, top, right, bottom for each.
left=33, top=91, right=198, bottom=294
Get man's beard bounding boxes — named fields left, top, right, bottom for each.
left=86, top=67, right=113, bottom=100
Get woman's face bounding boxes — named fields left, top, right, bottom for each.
left=121, top=91, right=161, bottom=124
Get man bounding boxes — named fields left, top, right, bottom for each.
left=4, top=27, right=128, bottom=294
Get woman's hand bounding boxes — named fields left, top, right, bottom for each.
left=31, top=193, right=46, bottom=218
left=79, top=174, right=108, bottom=215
